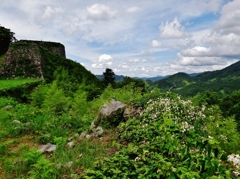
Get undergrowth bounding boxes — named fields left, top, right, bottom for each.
left=0, top=77, right=240, bottom=178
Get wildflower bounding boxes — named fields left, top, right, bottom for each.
left=232, top=171, right=240, bottom=177
left=228, top=154, right=240, bottom=168
left=180, top=121, right=194, bottom=132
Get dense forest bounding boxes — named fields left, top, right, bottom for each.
left=0, top=25, right=240, bottom=178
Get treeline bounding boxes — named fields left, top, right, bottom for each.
left=193, top=90, right=240, bottom=131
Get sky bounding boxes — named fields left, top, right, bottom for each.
left=1, top=0, right=240, bottom=77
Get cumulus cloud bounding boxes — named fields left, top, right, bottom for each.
left=159, top=17, right=188, bottom=39
left=171, top=0, right=240, bottom=74
left=87, top=4, right=116, bottom=21
left=151, top=40, right=161, bottom=48
left=180, top=46, right=210, bottom=57
left=214, top=0, right=240, bottom=35
left=91, top=54, right=113, bottom=69
left=201, top=0, right=240, bottom=57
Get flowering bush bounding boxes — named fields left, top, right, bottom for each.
left=82, top=93, right=239, bottom=178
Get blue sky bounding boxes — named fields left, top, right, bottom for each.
left=1, top=0, right=240, bottom=77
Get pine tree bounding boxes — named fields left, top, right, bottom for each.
left=103, top=68, right=115, bottom=87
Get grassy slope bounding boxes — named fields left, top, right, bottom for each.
left=0, top=78, right=42, bottom=90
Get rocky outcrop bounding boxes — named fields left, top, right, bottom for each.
left=80, top=99, right=143, bottom=139
left=94, top=99, right=127, bottom=126
left=0, top=40, right=65, bottom=79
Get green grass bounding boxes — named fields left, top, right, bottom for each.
left=0, top=78, right=42, bottom=90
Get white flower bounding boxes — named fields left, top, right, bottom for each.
left=228, top=154, right=240, bottom=168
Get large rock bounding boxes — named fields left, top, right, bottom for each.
left=94, top=99, right=127, bottom=126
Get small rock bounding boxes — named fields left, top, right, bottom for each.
left=80, top=131, right=88, bottom=139
left=39, top=143, right=57, bottom=153
left=65, top=161, right=73, bottom=168
left=67, top=141, right=75, bottom=149
left=85, top=134, right=91, bottom=139
left=92, top=126, right=104, bottom=137
left=12, top=120, right=21, bottom=124
left=90, top=121, right=96, bottom=130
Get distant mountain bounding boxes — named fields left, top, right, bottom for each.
left=154, top=72, right=193, bottom=91
left=134, top=76, right=167, bottom=82
left=96, top=73, right=199, bottom=82
left=96, top=74, right=125, bottom=82
left=152, top=60, right=240, bottom=96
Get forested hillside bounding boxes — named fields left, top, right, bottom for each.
left=153, top=60, right=240, bottom=96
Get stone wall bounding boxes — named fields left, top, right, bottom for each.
left=0, top=40, right=66, bottom=79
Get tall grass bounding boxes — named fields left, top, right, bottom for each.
left=0, top=78, right=42, bottom=90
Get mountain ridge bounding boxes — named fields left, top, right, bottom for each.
left=152, top=60, right=240, bottom=96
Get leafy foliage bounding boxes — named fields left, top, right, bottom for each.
left=1, top=64, right=240, bottom=178
left=0, top=25, right=16, bottom=55
left=82, top=94, right=238, bottom=178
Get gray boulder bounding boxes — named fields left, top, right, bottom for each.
left=94, top=99, right=127, bottom=126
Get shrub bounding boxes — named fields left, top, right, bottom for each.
left=82, top=93, right=237, bottom=178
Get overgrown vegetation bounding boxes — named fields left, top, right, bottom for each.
left=0, top=25, right=239, bottom=178
left=152, top=60, right=240, bottom=96
left=0, top=69, right=240, bottom=178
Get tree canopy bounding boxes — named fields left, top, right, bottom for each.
left=103, top=68, right=115, bottom=87
left=0, top=25, right=16, bottom=55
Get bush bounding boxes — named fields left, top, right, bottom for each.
left=82, top=93, right=237, bottom=178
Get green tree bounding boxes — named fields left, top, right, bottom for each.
left=116, top=76, right=146, bottom=92
left=103, top=68, right=115, bottom=87
left=0, top=25, right=16, bottom=55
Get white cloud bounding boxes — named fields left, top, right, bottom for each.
left=127, top=6, right=140, bottom=13
left=99, top=54, right=113, bottom=62
left=199, top=0, right=240, bottom=58
left=151, top=40, right=161, bottom=48
left=129, top=59, right=140, bottom=63
left=180, top=46, right=210, bottom=57
left=92, top=63, right=103, bottom=69
left=167, top=0, right=240, bottom=75
left=91, top=54, right=113, bottom=69
left=214, top=0, right=240, bottom=35
left=159, top=17, right=188, bottom=39
left=87, top=4, right=116, bottom=21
